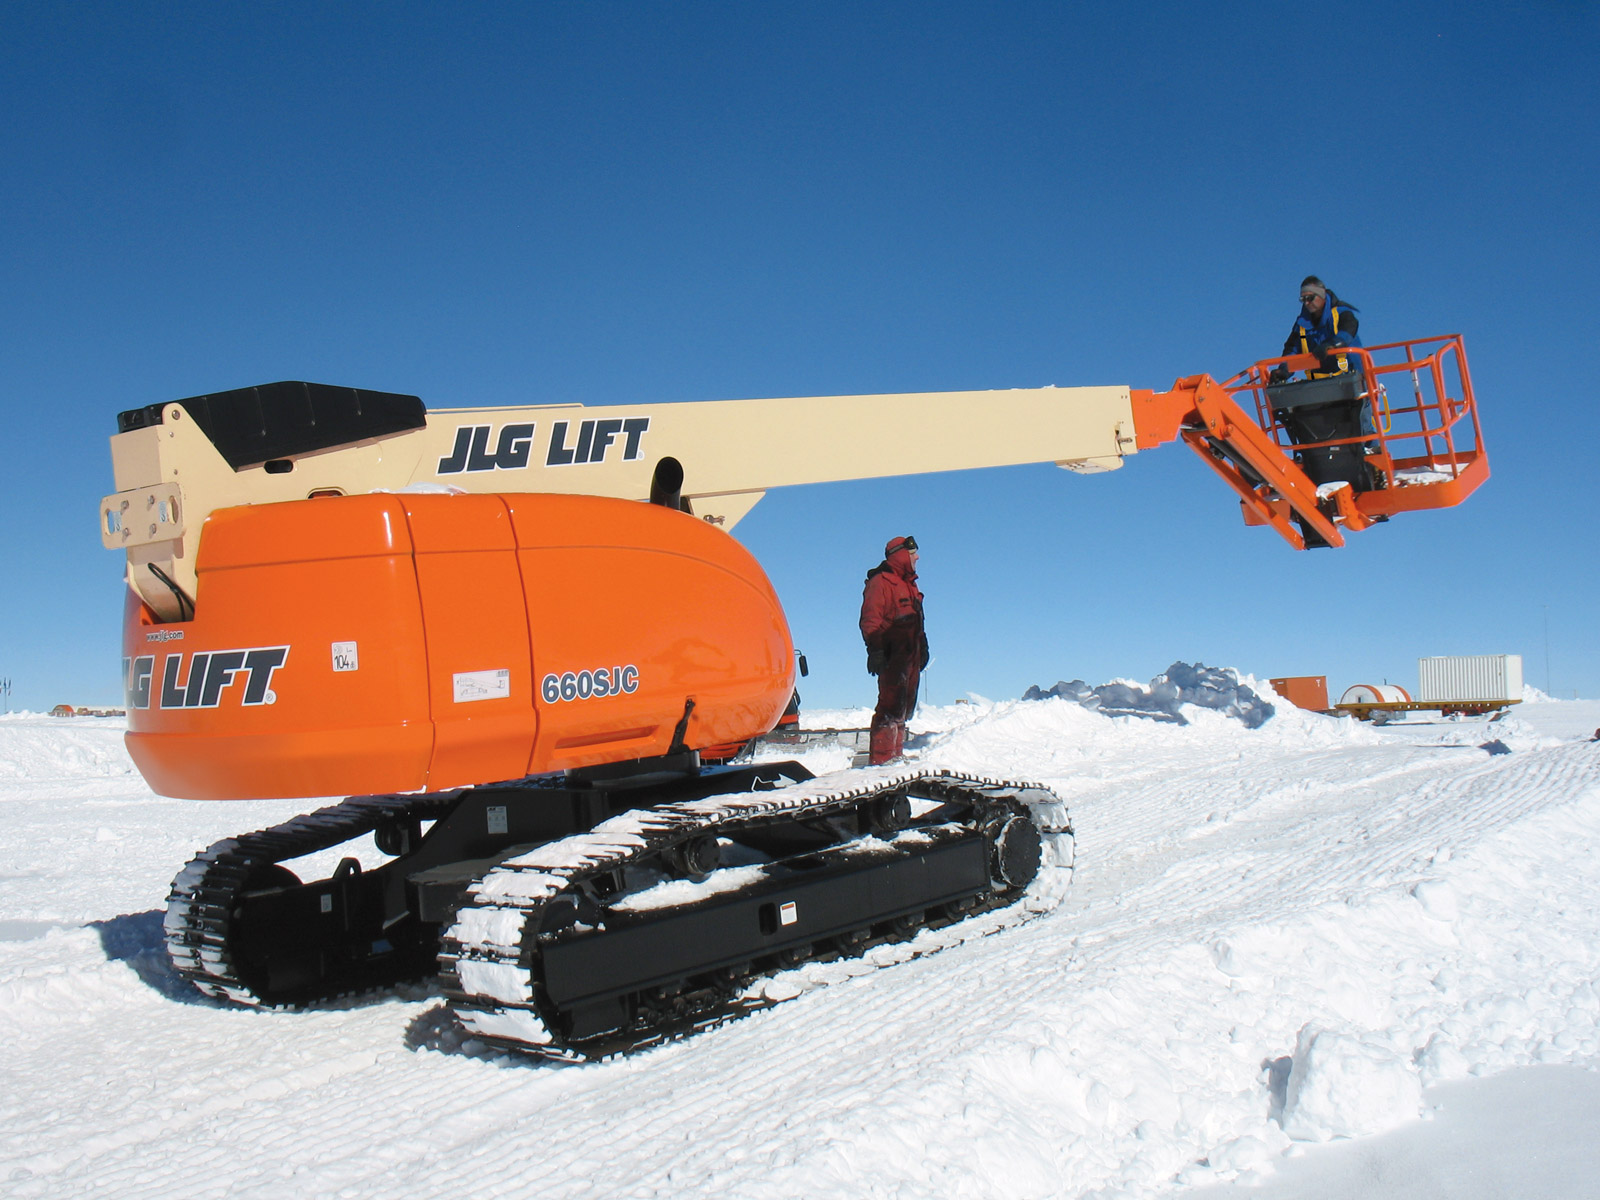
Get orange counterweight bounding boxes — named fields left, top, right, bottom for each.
left=123, top=493, right=795, bottom=800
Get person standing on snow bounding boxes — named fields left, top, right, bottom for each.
left=859, top=535, right=929, bottom=765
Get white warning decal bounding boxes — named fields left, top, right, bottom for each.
left=453, top=668, right=511, bottom=703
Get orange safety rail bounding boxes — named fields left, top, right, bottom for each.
left=1131, top=334, right=1487, bottom=550
left=1227, top=334, right=1488, bottom=523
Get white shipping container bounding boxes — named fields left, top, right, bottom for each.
left=1416, top=654, right=1523, bottom=702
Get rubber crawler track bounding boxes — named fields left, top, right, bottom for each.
left=164, top=791, right=459, bottom=1004
left=441, top=767, right=1072, bottom=1058
left=164, top=767, right=1072, bottom=1056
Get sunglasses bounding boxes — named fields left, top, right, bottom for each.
left=898, top=536, right=918, bottom=552
left=1300, top=294, right=1323, bottom=304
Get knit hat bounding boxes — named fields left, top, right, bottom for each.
left=885, top=535, right=918, bottom=557
left=1300, top=278, right=1328, bottom=303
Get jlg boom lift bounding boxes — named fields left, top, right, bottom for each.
left=101, top=333, right=1484, bottom=1056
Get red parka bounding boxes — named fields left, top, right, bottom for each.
left=859, top=551, right=923, bottom=643
left=860, top=546, right=926, bottom=672
left=860, top=543, right=926, bottom=764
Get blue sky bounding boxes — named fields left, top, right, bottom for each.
left=3, top=1, right=1596, bottom=714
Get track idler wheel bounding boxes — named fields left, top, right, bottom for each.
left=239, top=862, right=301, bottom=898
left=374, top=818, right=421, bottom=857
left=866, top=792, right=912, bottom=834
left=661, top=835, right=721, bottom=879
left=989, top=813, right=1042, bottom=891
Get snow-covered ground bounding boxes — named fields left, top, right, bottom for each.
left=3, top=684, right=1599, bottom=1199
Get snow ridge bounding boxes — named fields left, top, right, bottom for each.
left=1022, top=661, right=1276, bottom=729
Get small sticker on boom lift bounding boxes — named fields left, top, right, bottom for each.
left=779, top=901, right=798, bottom=926
left=331, top=641, right=359, bottom=672
left=454, top=669, right=511, bottom=703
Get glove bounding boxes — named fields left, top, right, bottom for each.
left=1268, top=364, right=1291, bottom=385
left=866, top=642, right=887, bottom=676
left=919, top=632, right=930, bottom=670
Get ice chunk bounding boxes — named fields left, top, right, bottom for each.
left=1415, top=1033, right=1471, bottom=1085
left=1022, top=661, right=1275, bottom=728
left=1412, top=879, right=1459, bottom=921
left=1209, top=1126, right=1291, bottom=1177
left=1280, top=1025, right=1423, bottom=1141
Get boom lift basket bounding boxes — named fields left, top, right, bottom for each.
left=1228, top=334, right=1487, bottom=546
left=1132, top=334, right=1487, bottom=550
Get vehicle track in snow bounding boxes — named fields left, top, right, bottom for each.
left=3, top=706, right=1599, bottom=1200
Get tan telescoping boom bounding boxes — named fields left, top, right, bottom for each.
left=102, top=382, right=1139, bottom=623
left=103, top=336, right=1488, bottom=623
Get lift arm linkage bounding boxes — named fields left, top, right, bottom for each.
left=1132, top=372, right=1347, bottom=550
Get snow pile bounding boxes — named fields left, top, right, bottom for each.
left=1279, top=1025, right=1423, bottom=1141
left=0, top=713, right=142, bottom=786
left=1022, top=661, right=1276, bottom=728
left=1420, top=712, right=1568, bottom=755
left=796, top=704, right=875, bottom=730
